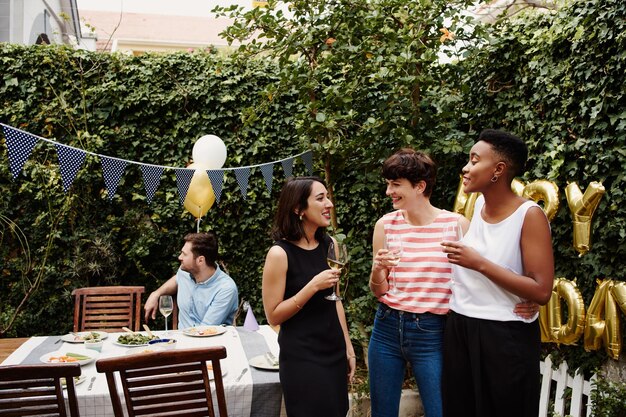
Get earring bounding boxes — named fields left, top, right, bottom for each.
left=491, top=175, right=499, bottom=183
left=299, top=214, right=303, bottom=221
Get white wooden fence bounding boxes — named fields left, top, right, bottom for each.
left=539, top=357, right=596, bottom=417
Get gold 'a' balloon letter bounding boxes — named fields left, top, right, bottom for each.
left=565, top=182, right=605, bottom=256
left=583, top=279, right=625, bottom=359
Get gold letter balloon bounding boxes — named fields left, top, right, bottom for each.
left=565, top=181, right=605, bottom=256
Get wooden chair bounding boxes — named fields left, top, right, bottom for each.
left=96, top=346, right=228, bottom=417
left=0, top=363, right=81, bottom=417
left=72, top=286, right=145, bottom=332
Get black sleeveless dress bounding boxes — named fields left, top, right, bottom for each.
left=275, top=236, right=349, bottom=417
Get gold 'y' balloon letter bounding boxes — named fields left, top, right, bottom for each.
left=565, top=182, right=605, bottom=256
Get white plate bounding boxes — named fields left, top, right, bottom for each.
left=182, top=326, right=227, bottom=337
left=125, top=346, right=164, bottom=355
left=61, top=331, right=109, bottom=343
left=248, top=354, right=279, bottom=371
left=61, top=375, right=87, bottom=389
left=40, top=349, right=97, bottom=366
left=206, top=363, right=228, bottom=380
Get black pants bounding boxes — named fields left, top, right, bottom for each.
left=442, top=311, right=541, bottom=417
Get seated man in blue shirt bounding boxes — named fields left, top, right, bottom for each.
left=144, top=232, right=239, bottom=328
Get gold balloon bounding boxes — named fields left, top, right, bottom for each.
left=183, top=163, right=215, bottom=218
left=511, top=178, right=525, bottom=196
left=565, top=181, right=605, bottom=256
left=452, top=175, right=468, bottom=215
left=540, top=290, right=557, bottom=343
left=584, top=279, right=611, bottom=353
left=452, top=177, right=556, bottom=221
left=522, top=180, right=560, bottom=222
left=604, top=281, right=626, bottom=360
left=551, top=278, right=586, bottom=344
left=604, top=285, right=621, bottom=360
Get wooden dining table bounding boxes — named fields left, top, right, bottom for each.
left=1, top=326, right=284, bottom=417
left=0, top=337, right=28, bottom=363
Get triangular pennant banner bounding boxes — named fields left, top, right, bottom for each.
left=2, top=125, right=39, bottom=180
left=260, top=163, right=274, bottom=194
left=140, top=165, right=164, bottom=205
left=100, top=156, right=128, bottom=200
left=175, top=168, right=195, bottom=205
left=55, top=143, right=87, bottom=192
left=281, top=157, right=294, bottom=178
left=207, top=170, right=224, bottom=203
left=301, top=151, right=313, bottom=175
left=234, top=167, right=251, bottom=200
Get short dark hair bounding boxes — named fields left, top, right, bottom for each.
left=271, top=176, right=327, bottom=242
left=477, top=129, right=528, bottom=178
left=382, top=148, right=437, bottom=197
left=183, top=232, right=218, bottom=264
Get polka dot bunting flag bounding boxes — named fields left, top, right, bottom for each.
left=2, top=125, right=39, bottom=179
left=174, top=168, right=194, bottom=206
left=100, top=156, right=128, bottom=201
left=55, top=143, right=87, bottom=193
left=234, top=167, right=251, bottom=200
left=140, top=165, right=164, bottom=205
left=207, top=170, right=224, bottom=203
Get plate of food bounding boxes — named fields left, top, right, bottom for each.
left=61, top=375, right=87, bottom=389
left=61, top=331, right=108, bottom=343
left=182, top=326, right=226, bottom=337
left=113, top=333, right=159, bottom=347
left=40, top=349, right=97, bottom=366
left=206, top=362, right=228, bottom=380
left=248, top=352, right=279, bottom=371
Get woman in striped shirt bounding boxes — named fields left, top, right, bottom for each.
left=368, top=148, right=468, bottom=417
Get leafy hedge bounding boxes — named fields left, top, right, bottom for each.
left=1, top=0, right=625, bottom=382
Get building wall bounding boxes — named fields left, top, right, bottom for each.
left=0, top=0, right=10, bottom=42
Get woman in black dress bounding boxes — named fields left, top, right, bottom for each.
left=262, top=176, right=356, bottom=417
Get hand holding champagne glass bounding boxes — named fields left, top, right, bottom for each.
left=385, top=234, right=403, bottom=294
left=326, top=239, right=348, bottom=301
left=159, top=295, right=174, bottom=333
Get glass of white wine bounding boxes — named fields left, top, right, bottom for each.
left=326, top=239, right=348, bottom=301
left=159, top=295, right=174, bottom=334
left=385, top=234, right=403, bottom=295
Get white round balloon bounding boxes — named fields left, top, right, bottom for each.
left=192, top=135, right=227, bottom=168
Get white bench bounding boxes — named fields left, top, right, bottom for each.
left=539, top=357, right=596, bottom=417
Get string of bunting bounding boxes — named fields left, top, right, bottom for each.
left=1, top=123, right=313, bottom=205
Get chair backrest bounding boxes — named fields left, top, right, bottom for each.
left=0, top=363, right=81, bottom=417
left=72, top=286, right=145, bottom=332
left=96, top=346, right=228, bottom=417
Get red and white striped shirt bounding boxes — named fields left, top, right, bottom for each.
left=379, top=209, right=462, bottom=315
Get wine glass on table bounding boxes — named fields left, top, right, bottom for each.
left=385, top=234, right=403, bottom=295
left=159, top=295, right=173, bottom=335
left=326, top=239, right=348, bottom=301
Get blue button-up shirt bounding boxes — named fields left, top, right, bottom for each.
left=175, top=265, right=239, bottom=328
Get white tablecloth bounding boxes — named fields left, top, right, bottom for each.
left=1, top=326, right=285, bottom=417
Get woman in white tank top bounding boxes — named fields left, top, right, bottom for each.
left=441, top=129, right=554, bottom=417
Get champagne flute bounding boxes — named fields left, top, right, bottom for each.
left=443, top=222, right=463, bottom=242
left=159, top=295, right=174, bottom=334
left=385, top=234, right=403, bottom=295
left=326, top=239, right=348, bottom=301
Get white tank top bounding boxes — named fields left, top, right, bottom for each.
left=449, top=195, right=541, bottom=322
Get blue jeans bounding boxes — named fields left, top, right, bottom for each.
left=368, top=303, right=445, bottom=417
